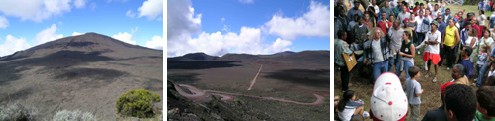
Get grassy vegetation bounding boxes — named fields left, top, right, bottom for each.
left=53, top=110, right=97, bottom=121
left=0, top=103, right=38, bottom=121
left=116, top=88, right=161, bottom=118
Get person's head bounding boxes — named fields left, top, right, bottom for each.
left=446, top=8, right=451, bottom=14
left=385, top=1, right=390, bottom=7
left=372, top=0, right=376, bottom=5
left=408, top=66, right=421, bottom=79
left=480, top=10, right=485, bottom=15
left=415, top=2, right=419, bottom=7
left=477, top=86, right=495, bottom=117
left=468, top=12, right=475, bottom=19
left=452, top=64, right=466, bottom=79
left=420, top=3, right=425, bottom=9
left=462, top=47, right=472, bottom=58
left=464, top=23, right=472, bottom=30
left=444, top=84, right=477, bottom=121
left=338, top=30, right=347, bottom=40
left=370, top=27, right=384, bottom=40
left=481, top=45, right=488, bottom=53
left=419, top=10, right=424, bottom=17
left=403, top=31, right=412, bottom=41
left=431, top=21, right=439, bottom=31
left=471, top=18, right=478, bottom=25
left=484, top=28, right=491, bottom=38
left=437, top=15, right=443, bottom=22
left=402, top=5, right=407, bottom=12
left=381, top=11, right=387, bottom=20
left=357, top=16, right=364, bottom=24
left=468, top=27, right=477, bottom=36
left=434, top=4, right=439, bottom=10
left=354, top=1, right=360, bottom=9
left=337, top=90, right=356, bottom=111
left=394, top=20, right=401, bottom=29
left=448, top=19, right=456, bottom=26
left=403, top=18, right=410, bottom=27
left=364, top=13, right=370, bottom=20
left=389, top=14, right=395, bottom=22
left=426, top=9, right=431, bottom=16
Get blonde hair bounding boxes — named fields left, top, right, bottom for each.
left=369, top=27, right=384, bottom=40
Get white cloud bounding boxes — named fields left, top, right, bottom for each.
left=239, top=0, right=254, bottom=4
left=264, top=1, right=330, bottom=40
left=0, top=35, right=31, bottom=57
left=137, top=0, right=163, bottom=20
left=0, top=0, right=84, bottom=22
left=74, top=0, right=86, bottom=8
left=169, top=27, right=291, bottom=57
left=264, top=38, right=292, bottom=53
left=72, top=32, right=84, bottom=36
left=167, top=0, right=297, bottom=57
left=0, top=16, right=8, bottom=29
left=34, top=24, right=64, bottom=45
left=167, top=0, right=201, bottom=54
left=145, top=36, right=163, bottom=50
left=111, top=32, right=136, bottom=45
left=126, top=10, right=136, bottom=18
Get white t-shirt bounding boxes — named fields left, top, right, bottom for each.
left=466, top=36, right=478, bottom=48
left=367, top=5, right=380, bottom=15
left=415, top=16, right=425, bottom=32
left=424, top=30, right=442, bottom=54
left=479, top=15, right=487, bottom=26
left=372, top=39, right=385, bottom=63
left=480, top=37, right=494, bottom=48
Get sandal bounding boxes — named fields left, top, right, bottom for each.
left=433, top=77, right=438, bottom=82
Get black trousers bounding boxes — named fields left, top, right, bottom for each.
left=340, top=65, right=350, bottom=91
left=443, top=44, right=456, bottom=68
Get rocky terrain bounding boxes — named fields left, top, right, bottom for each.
left=0, top=32, right=163, bottom=120
left=168, top=51, right=330, bottom=121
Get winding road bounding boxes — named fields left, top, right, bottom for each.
left=174, top=83, right=324, bottom=106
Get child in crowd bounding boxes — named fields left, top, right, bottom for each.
left=337, top=90, right=368, bottom=121
left=405, top=66, right=423, bottom=121
left=475, top=86, right=495, bottom=121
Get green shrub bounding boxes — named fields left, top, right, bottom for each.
left=0, top=103, right=37, bottom=121
left=116, top=89, right=161, bottom=118
left=52, top=110, right=96, bottom=121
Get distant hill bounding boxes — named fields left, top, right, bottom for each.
left=0, top=32, right=162, bottom=120
left=0, top=32, right=161, bottom=61
left=168, top=50, right=329, bottom=64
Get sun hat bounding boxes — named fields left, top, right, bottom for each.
left=431, top=21, right=439, bottom=26
left=370, top=72, right=408, bottom=121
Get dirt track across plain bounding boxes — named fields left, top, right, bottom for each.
left=175, top=83, right=324, bottom=106
left=247, top=64, right=263, bottom=90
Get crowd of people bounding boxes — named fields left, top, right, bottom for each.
left=334, top=0, right=495, bottom=120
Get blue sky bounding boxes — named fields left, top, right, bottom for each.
left=0, top=0, right=163, bottom=57
left=167, top=0, right=330, bottom=57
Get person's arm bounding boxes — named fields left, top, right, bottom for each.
left=415, top=83, right=423, bottom=97
left=469, top=38, right=477, bottom=48
left=455, top=28, right=461, bottom=46
left=430, top=33, right=441, bottom=45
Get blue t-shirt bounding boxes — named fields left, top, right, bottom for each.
left=459, top=59, right=474, bottom=78
left=405, top=79, right=422, bottom=105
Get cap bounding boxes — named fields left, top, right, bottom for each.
left=431, top=21, right=439, bottom=26
left=441, top=81, right=455, bottom=96
left=370, top=73, right=408, bottom=121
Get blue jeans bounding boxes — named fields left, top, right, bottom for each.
left=396, top=60, right=414, bottom=80
left=373, top=61, right=389, bottom=82
left=477, top=63, right=491, bottom=86
left=388, top=56, right=399, bottom=72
